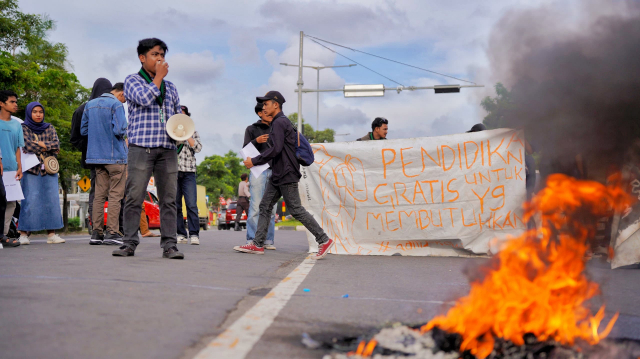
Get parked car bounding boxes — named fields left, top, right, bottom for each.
left=217, top=201, right=247, bottom=230
left=88, top=191, right=161, bottom=234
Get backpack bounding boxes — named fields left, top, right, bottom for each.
left=296, top=131, right=315, bottom=166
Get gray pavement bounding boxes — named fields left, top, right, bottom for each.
left=1, top=230, right=638, bottom=359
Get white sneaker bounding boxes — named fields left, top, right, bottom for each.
left=177, top=235, right=188, bottom=244
left=264, top=244, right=276, bottom=250
left=47, top=234, right=66, bottom=244
left=190, top=236, right=200, bottom=245
left=19, top=235, right=30, bottom=245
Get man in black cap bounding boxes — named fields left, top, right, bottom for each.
left=243, top=102, right=277, bottom=248
left=235, top=91, right=334, bottom=259
left=467, top=123, right=487, bottom=132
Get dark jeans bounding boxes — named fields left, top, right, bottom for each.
left=0, top=174, right=5, bottom=238
left=236, top=197, right=249, bottom=225
left=254, top=182, right=328, bottom=247
left=176, top=171, right=199, bottom=237
left=123, top=145, right=178, bottom=250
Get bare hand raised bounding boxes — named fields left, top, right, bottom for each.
left=156, top=60, right=169, bottom=79
left=256, top=134, right=269, bottom=144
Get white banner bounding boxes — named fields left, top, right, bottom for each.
left=299, top=129, right=527, bottom=256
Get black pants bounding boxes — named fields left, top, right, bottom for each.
left=235, top=197, right=249, bottom=225
left=0, top=174, right=5, bottom=238
left=176, top=171, right=199, bottom=237
left=254, top=182, right=328, bottom=247
left=122, top=145, right=178, bottom=250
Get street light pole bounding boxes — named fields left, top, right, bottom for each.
left=316, top=69, right=319, bottom=130
left=297, top=31, right=304, bottom=135
left=280, top=63, right=356, bottom=130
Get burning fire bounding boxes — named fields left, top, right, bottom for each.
left=420, top=174, right=633, bottom=358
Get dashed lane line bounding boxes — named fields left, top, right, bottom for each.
left=193, top=256, right=317, bottom=359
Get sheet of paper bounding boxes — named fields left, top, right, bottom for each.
left=240, top=142, right=269, bottom=178
left=3, top=171, right=24, bottom=201
left=21, top=152, right=40, bottom=171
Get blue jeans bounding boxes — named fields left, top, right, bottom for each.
left=246, top=169, right=276, bottom=245
left=176, top=171, right=199, bottom=238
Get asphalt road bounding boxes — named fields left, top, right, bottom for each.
left=0, top=229, right=638, bottom=359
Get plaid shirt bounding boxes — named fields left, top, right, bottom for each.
left=124, top=73, right=181, bottom=149
left=177, top=130, right=202, bottom=172
left=22, top=124, right=60, bottom=176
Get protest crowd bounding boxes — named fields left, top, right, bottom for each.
left=0, top=37, right=341, bottom=258
left=0, top=37, right=546, bottom=258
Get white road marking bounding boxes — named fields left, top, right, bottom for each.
left=194, top=256, right=317, bottom=359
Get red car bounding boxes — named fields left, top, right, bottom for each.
left=102, top=191, right=161, bottom=229
left=217, top=201, right=247, bottom=230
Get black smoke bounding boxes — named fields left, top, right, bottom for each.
left=487, top=1, right=640, bottom=180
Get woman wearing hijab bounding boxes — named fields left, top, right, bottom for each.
left=18, top=102, right=65, bottom=244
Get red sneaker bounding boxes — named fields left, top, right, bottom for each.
left=314, top=238, right=334, bottom=259
left=233, top=243, right=265, bottom=255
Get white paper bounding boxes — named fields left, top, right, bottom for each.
left=3, top=171, right=24, bottom=201
left=20, top=152, right=40, bottom=171
left=240, top=142, right=269, bottom=178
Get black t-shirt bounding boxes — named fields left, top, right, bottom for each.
left=251, top=112, right=301, bottom=186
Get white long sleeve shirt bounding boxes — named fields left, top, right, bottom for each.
left=238, top=180, right=250, bottom=198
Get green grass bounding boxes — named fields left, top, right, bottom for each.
left=275, top=220, right=302, bottom=227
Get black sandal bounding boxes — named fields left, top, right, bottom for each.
left=0, top=236, right=20, bottom=247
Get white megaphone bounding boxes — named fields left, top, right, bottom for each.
left=166, top=114, right=195, bottom=141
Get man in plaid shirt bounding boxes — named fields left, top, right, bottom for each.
left=113, top=38, right=184, bottom=259
left=175, top=105, right=202, bottom=245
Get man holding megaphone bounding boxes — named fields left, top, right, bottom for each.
left=113, top=38, right=184, bottom=259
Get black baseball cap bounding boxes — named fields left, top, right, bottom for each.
left=467, top=123, right=487, bottom=133
left=256, top=91, right=285, bottom=105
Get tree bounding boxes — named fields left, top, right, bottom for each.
left=0, top=0, right=89, bottom=231
left=196, top=151, right=249, bottom=201
left=481, top=83, right=515, bottom=130
left=287, top=112, right=335, bottom=143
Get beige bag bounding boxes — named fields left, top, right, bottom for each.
left=34, top=134, right=59, bottom=174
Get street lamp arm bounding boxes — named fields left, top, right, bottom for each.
left=295, top=84, right=484, bottom=93
left=280, top=63, right=357, bottom=70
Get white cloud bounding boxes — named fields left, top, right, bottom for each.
left=228, top=32, right=261, bottom=65
left=19, top=0, right=604, bottom=161
left=169, top=51, right=225, bottom=87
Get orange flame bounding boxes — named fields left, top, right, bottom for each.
left=348, top=339, right=377, bottom=358
left=421, top=174, right=633, bottom=358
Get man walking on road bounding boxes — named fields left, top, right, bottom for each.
left=71, top=78, right=113, bottom=230
left=235, top=91, right=334, bottom=259
left=81, top=82, right=128, bottom=245
left=0, top=90, right=23, bottom=245
left=113, top=38, right=184, bottom=259
left=242, top=103, right=277, bottom=248
left=0, top=147, right=7, bottom=246
left=175, top=105, right=202, bottom=245
left=357, top=117, right=388, bottom=141
left=235, top=173, right=250, bottom=231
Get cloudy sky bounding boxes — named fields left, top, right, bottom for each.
left=21, top=0, right=582, bottom=162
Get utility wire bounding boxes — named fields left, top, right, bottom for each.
left=306, top=34, right=476, bottom=85
left=307, top=38, right=404, bottom=87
